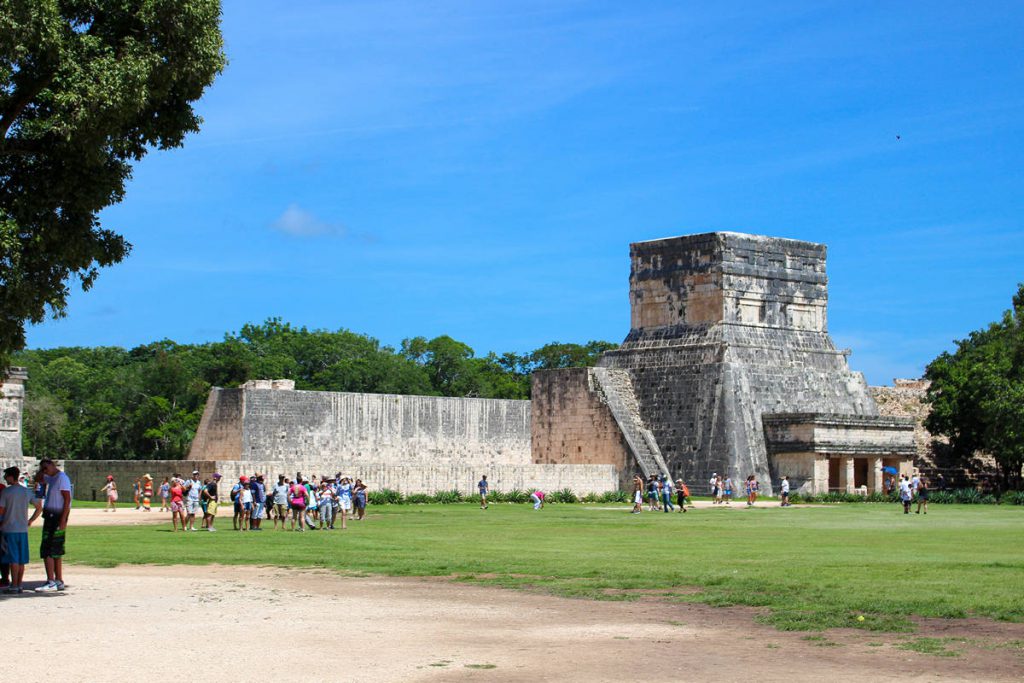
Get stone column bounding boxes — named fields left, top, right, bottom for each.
left=868, top=457, right=883, bottom=493
left=812, top=454, right=829, bottom=494
left=0, top=367, right=28, bottom=460
left=838, top=456, right=855, bottom=494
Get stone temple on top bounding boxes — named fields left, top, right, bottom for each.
left=531, top=231, right=915, bottom=494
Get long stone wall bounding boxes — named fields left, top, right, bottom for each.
left=189, top=386, right=533, bottom=466
left=63, top=459, right=618, bottom=500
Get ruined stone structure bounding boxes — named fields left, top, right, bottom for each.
left=532, top=232, right=916, bottom=494
left=12, top=232, right=922, bottom=500
left=171, top=379, right=618, bottom=499
left=0, top=367, right=28, bottom=467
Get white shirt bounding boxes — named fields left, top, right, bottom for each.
left=781, top=479, right=790, bottom=493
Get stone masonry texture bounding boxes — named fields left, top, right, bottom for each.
left=190, top=387, right=533, bottom=466
left=598, top=232, right=888, bottom=495
left=531, top=368, right=632, bottom=485
left=0, top=367, right=27, bottom=462
left=63, top=459, right=617, bottom=501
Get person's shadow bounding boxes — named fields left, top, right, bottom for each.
left=0, top=579, right=69, bottom=597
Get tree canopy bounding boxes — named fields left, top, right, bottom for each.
left=13, top=319, right=617, bottom=460
left=0, top=0, right=226, bottom=365
left=925, top=283, right=1024, bottom=488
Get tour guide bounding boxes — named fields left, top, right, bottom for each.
left=37, top=458, right=72, bottom=592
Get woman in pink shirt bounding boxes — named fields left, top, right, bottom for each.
left=289, top=480, right=307, bottom=532
left=169, top=480, right=186, bottom=531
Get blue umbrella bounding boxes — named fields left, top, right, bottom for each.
left=882, top=466, right=899, bottom=474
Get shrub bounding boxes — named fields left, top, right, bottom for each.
left=599, top=490, right=628, bottom=503
left=549, top=488, right=578, bottom=504
left=580, top=492, right=600, bottom=503
left=367, top=488, right=403, bottom=505
left=1001, top=490, right=1024, bottom=505
left=404, top=493, right=433, bottom=504
left=502, top=489, right=530, bottom=504
left=465, top=493, right=482, bottom=505
left=433, top=489, right=463, bottom=504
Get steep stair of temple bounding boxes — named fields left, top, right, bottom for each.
left=591, top=367, right=671, bottom=479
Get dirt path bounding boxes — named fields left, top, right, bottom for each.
left=2, top=565, right=1019, bottom=681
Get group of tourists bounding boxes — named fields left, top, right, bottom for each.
left=897, top=473, right=929, bottom=514
left=0, top=459, right=72, bottom=594
left=125, top=470, right=373, bottom=532
left=631, top=474, right=691, bottom=513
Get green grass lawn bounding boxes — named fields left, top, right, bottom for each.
left=54, top=502, right=1024, bottom=632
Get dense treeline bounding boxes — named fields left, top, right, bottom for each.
left=926, top=284, right=1024, bottom=488
left=13, top=318, right=615, bottom=461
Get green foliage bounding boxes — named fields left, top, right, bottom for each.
left=549, top=488, right=578, bottom=504
left=13, top=318, right=615, bottom=460
left=499, top=489, right=530, bottom=504
left=367, top=488, right=404, bottom=505
left=0, top=0, right=226, bottom=362
left=925, top=283, right=1024, bottom=488
left=404, top=493, right=433, bottom=505
left=600, top=490, right=629, bottom=503
left=1001, top=490, right=1024, bottom=505
left=433, top=489, right=463, bottom=504
left=928, top=489, right=998, bottom=505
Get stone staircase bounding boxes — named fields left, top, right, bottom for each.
left=591, top=367, right=671, bottom=479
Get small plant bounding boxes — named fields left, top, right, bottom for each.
left=896, top=637, right=963, bottom=657
left=367, top=488, right=403, bottom=505
left=581, top=492, right=600, bottom=503
left=1000, top=490, right=1024, bottom=505
left=433, top=489, right=463, bottom=504
left=550, top=488, right=578, bottom=504
left=599, top=490, right=629, bottom=503
left=502, top=489, right=529, bottom=504
left=404, top=493, right=433, bottom=504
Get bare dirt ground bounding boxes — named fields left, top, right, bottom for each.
left=2, top=564, right=1020, bottom=682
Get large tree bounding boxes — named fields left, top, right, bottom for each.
left=925, top=284, right=1024, bottom=488
left=0, top=0, right=225, bottom=365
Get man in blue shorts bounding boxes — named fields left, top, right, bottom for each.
left=478, top=475, right=489, bottom=510
left=0, top=467, right=42, bottom=594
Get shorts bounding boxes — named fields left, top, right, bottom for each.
left=290, top=502, right=306, bottom=512
left=253, top=502, right=265, bottom=519
left=40, top=512, right=66, bottom=559
left=243, top=502, right=252, bottom=513
left=1, top=532, right=29, bottom=565
left=200, top=500, right=209, bottom=514
left=918, top=491, right=929, bottom=500
left=340, top=499, right=352, bottom=512
left=725, top=489, right=732, bottom=496
left=186, top=499, right=201, bottom=515
left=207, top=501, right=219, bottom=517
left=274, top=503, right=287, bottom=517
left=634, top=491, right=642, bottom=504
left=171, top=500, right=185, bottom=513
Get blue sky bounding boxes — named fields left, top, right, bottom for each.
left=25, top=0, right=1024, bottom=386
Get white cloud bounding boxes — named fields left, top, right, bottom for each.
left=271, top=204, right=345, bottom=237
